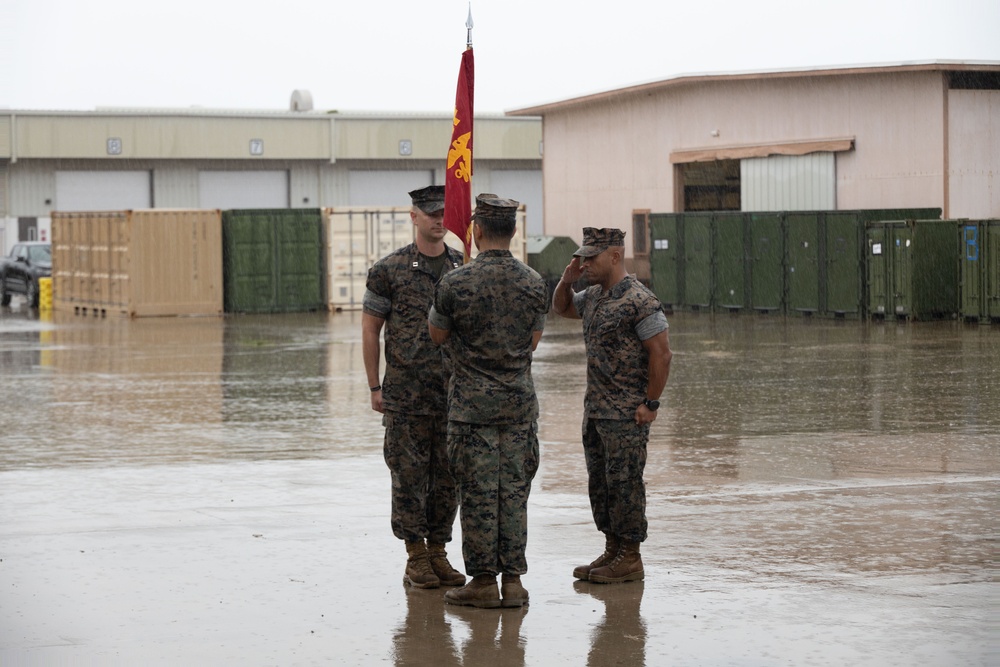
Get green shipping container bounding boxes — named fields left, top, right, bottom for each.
left=786, top=213, right=821, bottom=314
left=713, top=213, right=747, bottom=312
left=650, top=208, right=945, bottom=319
left=648, top=214, right=682, bottom=309
left=824, top=212, right=862, bottom=316
left=855, top=209, right=942, bottom=319
left=959, top=220, right=1000, bottom=323
left=223, top=209, right=326, bottom=314
left=865, top=220, right=958, bottom=320
left=527, top=236, right=577, bottom=280
left=866, top=225, right=890, bottom=317
left=990, top=220, right=1000, bottom=321
left=749, top=213, right=783, bottom=312
left=683, top=214, right=713, bottom=310
left=787, top=209, right=942, bottom=318
left=960, top=222, right=982, bottom=321
left=527, top=235, right=578, bottom=294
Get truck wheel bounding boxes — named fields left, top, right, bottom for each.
left=0, top=278, right=10, bottom=306
left=26, top=279, right=39, bottom=308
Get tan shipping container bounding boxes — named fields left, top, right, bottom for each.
left=52, top=209, right=223, bottom=317
left=325, top=206, right=529, bottom=311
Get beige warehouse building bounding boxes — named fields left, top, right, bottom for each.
left=508, top=61, right=999, bottom=272
left=0, top=104, right=543, bottom=254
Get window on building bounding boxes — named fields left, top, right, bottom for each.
left=18, top=217, right=38, bottom=242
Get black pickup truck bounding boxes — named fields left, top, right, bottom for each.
left=0, top=242, right=52, bottom=308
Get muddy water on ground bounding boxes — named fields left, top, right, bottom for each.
left=0, top=306, right=996, bottom=665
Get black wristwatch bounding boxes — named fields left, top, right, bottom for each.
left=643, top=398, right=660, bottom=411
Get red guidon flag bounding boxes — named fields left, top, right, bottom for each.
left=444, top=47, right=474, bottom=259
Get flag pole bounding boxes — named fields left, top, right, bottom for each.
left=466, top=4, right=474, bottom=49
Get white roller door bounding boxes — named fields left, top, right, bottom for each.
left=55, top=171, right=151, bottom=211
left=741, top=153, right=835, bottom=211
left=199, top=171, right=288, bottom=209
left=348, top=170, right=433, bottom=207
left=490, top=170, right=543, bottom=235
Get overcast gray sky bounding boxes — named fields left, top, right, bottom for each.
left=3, top=0, right=999, bottom=114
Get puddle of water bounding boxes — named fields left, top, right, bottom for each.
left=0, top=308, right=995, bottom=665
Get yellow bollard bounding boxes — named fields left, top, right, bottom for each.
left=38, top=277, right=53, bottom=311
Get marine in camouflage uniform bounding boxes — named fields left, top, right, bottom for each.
left=362, top=185, right=466, bottom=589
left=428, top=193, right=549, bottom=609
left=552, top=227, right=673, bottom=584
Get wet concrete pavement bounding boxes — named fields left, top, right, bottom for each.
left=0, top=300, right=997, bottom=666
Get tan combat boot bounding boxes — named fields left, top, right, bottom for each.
left=444, top=574, right=501, bottom=608
left=404, top=540, right=440, bottom=589
left=427, top=542, right=466, bottom=587
left=589, top=540, right=644, bottom=584
left=573, top=534, right=621, bottom=580
left=500, top=574, right=529, bottom=608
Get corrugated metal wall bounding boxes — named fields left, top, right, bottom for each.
left=0, top=163, right=7, bottom=216
left=7, top=161, right=55, bottom=218
left=198, top=171, right=289, bottom=209
left=741, top=153, right=835, bottom=211
left=0, top=112, right=541, bottom=224
left=347, top=170, right=434, bottom=207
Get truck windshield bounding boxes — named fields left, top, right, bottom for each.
left=28, top=245, right=51, bottom=262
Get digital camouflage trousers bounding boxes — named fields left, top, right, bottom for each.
left=383, top=411, right=459, bottom=544
left=448, top=421, right=539, bottom=576
left=583, top=417, right=649, bottom=543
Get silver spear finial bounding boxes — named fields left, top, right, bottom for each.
left=466, top=4, right=474, bottom=48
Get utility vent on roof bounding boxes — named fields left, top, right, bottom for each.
left=290, top=89, right=314, bottom=112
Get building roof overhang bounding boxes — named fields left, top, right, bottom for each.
left=505, top=60, right=1000, bottom=117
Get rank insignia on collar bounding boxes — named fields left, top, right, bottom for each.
left=412, top=261, right=420, bottom=268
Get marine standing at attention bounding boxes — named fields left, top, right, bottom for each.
left=428, top=194, right=549, bottom=608
left=362, top=185, right=467, bottom=589
left=552, top=227, right=672, bottom=584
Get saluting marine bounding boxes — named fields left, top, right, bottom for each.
left=552, top=227, right=673, bottom=584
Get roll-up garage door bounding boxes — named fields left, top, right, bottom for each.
left=348, top=170, right=433, bottom=207
left=490, top=170, right=543, bottom=235
left=741, top=153, right=835, bottom=211
left=199, top=171, right=289, bottom=209
left=55, top=171, right=151, bottom=211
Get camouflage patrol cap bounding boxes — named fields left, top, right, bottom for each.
left=473, top=193, right=519, bottom=224
left=408, top=185, right=446, bottom=213
left=573, top=227, right=626, bottom=257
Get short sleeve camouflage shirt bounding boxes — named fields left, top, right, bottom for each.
left=363, top=243, right=464, bottom=415
left=428, top=249, right=549, bottom=424
left=575, top=275, right=668, bottom=420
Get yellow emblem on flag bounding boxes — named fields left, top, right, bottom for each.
left=448, top=132, right=472, bottom=183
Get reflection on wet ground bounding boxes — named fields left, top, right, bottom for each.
left=1, top=304, right=996, bottom=665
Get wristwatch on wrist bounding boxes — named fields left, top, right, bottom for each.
left=370, top=385, right=382, bottom=392
left=643, top=398, right=660, bottom=411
